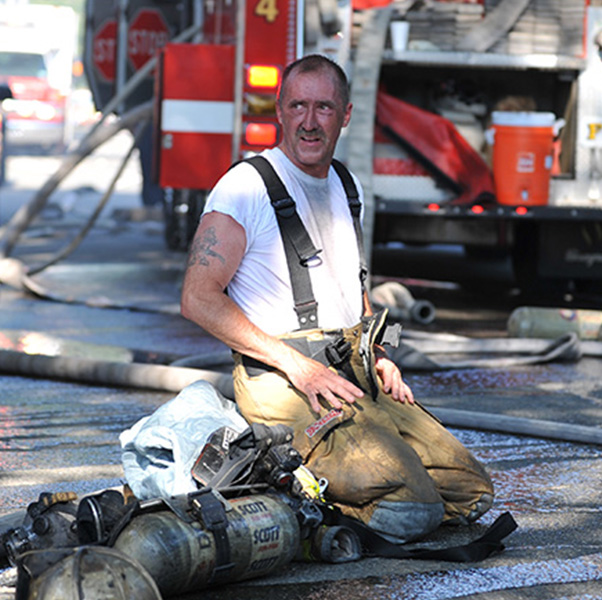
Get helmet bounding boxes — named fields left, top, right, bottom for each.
left=17, top=546, right=161, bottom=600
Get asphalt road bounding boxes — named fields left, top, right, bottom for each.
left=1, top=137, right=602, bottom=599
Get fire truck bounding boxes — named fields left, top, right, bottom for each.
left=83, top=0, right=602, bottom=294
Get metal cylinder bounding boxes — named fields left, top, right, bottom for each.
left=507, top=306, right=602, bottom=340
left=113, top=493, right=300, bottom=597
left=306, top=525, right=362, bottom=563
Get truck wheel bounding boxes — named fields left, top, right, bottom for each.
left=163, top=188, right=185, bottom=251
left=511, top=224, right=570, bottom=300
left=185, top=190, right=206, bottom=246
left=163, top=188, right=206, bottom=251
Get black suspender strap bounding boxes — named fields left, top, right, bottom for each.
left=331, top=158, right=369, bottom=291
left=246, top=155, right=321, bottom=329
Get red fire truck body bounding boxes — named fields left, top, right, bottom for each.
left=155, top=0, right=300, bottom=191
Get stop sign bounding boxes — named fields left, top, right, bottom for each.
left=128, top=8, right=170, bottom=72
left=92, top=19, right=117, bottom=82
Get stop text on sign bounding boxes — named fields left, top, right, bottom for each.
left=128, top=9, right=170, bottom=71
left=93, top=19, right=117, bottom=81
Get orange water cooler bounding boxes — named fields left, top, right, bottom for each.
left=490, top=111, right=557, bottom=206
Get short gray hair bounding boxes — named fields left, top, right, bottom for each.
left=278, top=54, right=350, bottom=107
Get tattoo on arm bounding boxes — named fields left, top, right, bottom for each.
left=187, top=226, right=226, bottom=267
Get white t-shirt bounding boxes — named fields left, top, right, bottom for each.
left=203, top=148, right=364, bottom=335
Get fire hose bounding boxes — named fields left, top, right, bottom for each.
left=0, top=101, right=153, bottom=262
left=0, top=348, right=234, bottom=399
left=456, top=0, right=532, bottom=52
left=0, top=104, right=153, bottom=294
left=0, top=346, right=600, bottom=447
left=26, top=125, right=145, bottom=277
left=0, top=18, right=206, bottom=264
left=370, top=281, right=436, bottom=325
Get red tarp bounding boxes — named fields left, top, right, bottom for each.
left=352, top=0, right=394, bottom=9
left=353, top=0, right=483, bottom=10
left=375, top=90, right=496, bottom=206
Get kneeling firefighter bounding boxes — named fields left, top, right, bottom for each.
left=202, top=154, right=497, bottom=543
left=179, top=55, right=497, bottom=545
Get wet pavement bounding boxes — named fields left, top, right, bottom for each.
left=1, top=142, right=602, bottom=598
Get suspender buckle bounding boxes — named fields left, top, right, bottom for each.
left=271, top=196, right=296, bottom=218
left=300, top=249, right=323, bottom=267
left=295, top=301, right=319, bottom=329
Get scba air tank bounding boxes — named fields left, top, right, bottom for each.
left=508, top=306, right=602, bottom=340
left=112, top=493, right=300, bottom=597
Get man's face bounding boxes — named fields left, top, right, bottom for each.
left=276, top=68, right=352, bottom=178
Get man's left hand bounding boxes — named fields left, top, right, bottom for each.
left=374, top=354, right=414, bottom=404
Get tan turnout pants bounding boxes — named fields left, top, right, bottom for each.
left=233, top=313, right=494, bottom=542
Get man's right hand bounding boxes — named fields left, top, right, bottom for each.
left=281, top=351, right=365, bottom=414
